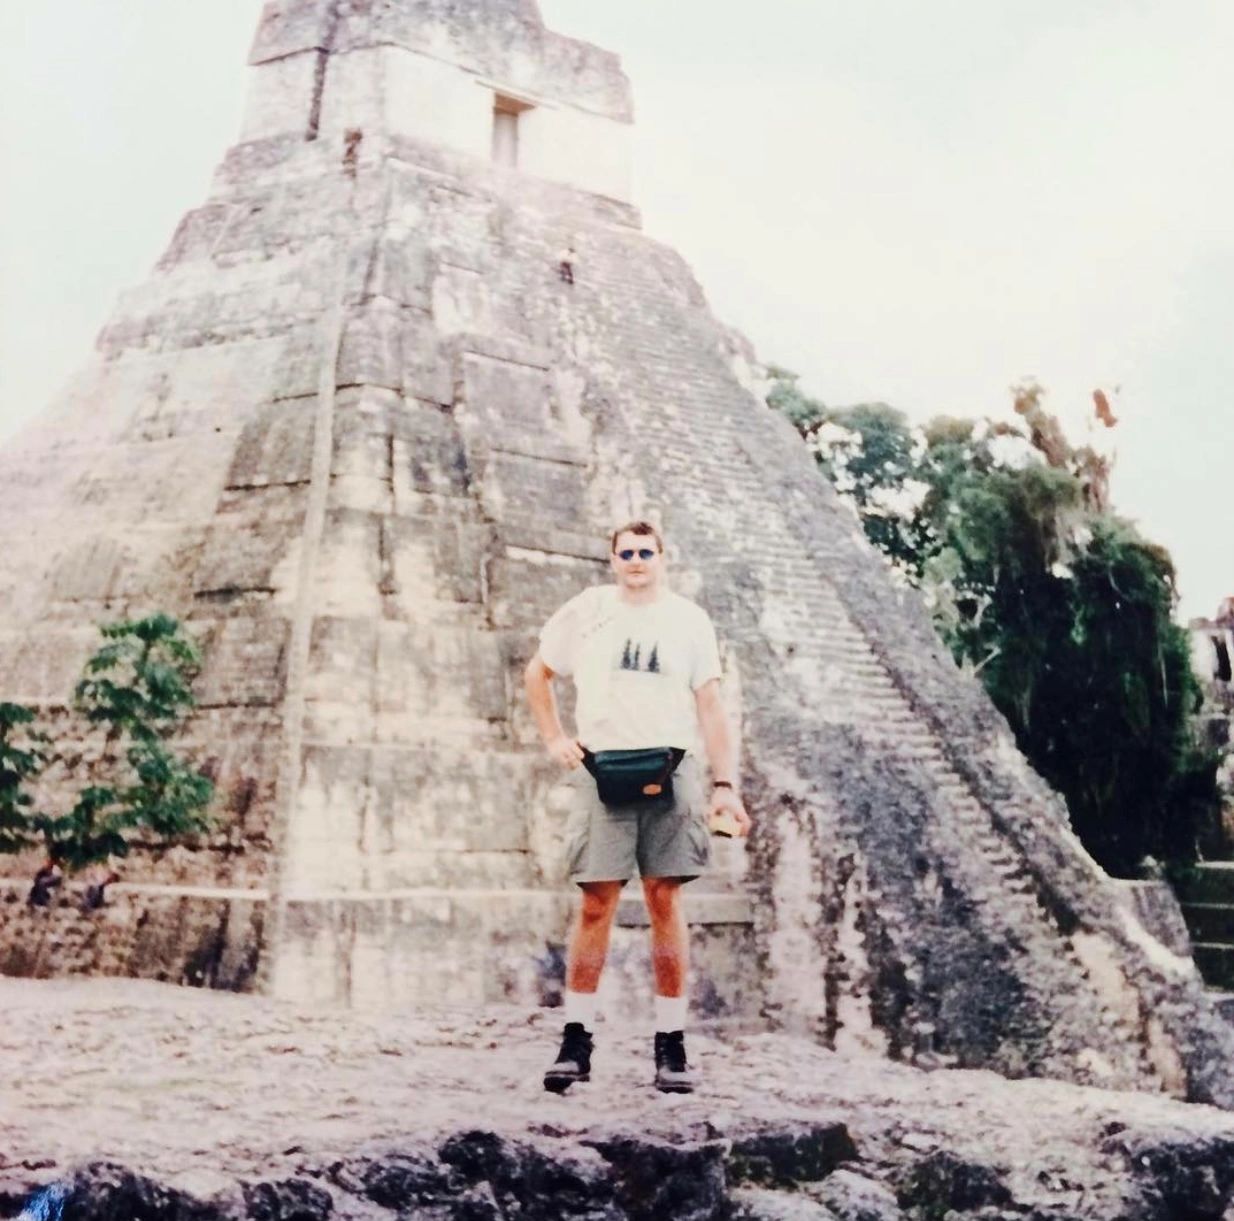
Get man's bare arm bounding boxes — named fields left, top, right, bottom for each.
left=694, top=678, right=738, bottom=785
left=695, top=678, right=751, bottom=835
left=523, top=652, right=585, bottom=770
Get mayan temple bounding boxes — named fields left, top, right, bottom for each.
left=2, top=0, right=1233, bottom=1106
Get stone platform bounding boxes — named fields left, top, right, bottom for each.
left=4, top=978, right=1234, bottom=1220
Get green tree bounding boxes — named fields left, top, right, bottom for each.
left=1, top=614, right=215, bottom=887
left=0, top=703, right=47, bottom=856
left=769, top=369, right=1218, bottom=875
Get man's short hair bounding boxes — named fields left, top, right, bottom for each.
left=610, top=520, right=663, bottom=554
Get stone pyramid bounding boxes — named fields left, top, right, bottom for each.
left=2, top=0, right=1233, bottom=1105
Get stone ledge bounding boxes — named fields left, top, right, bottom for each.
left=0, top=878, right=270, bottom=902
left=0, top=883, right=263, bottom=991
left=616, top=892, right=753, bottom=928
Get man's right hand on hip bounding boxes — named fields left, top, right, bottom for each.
left=548, top=734, right=586, bottom=770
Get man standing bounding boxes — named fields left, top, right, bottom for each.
left=523, top=521, right=751, bottom=1093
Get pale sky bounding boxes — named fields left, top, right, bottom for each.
left=1, top=1, right=1230, bottom=619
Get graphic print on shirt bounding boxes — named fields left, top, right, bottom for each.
left=617, top=637, right=663, bottom=674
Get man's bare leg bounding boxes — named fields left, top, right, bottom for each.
left=642, top=876, right=688, bottom=998
left=642, top=876, right=695, bottom=1093
left=546, top=880, right=623, bottom=1093
left=566, top=879, right=624, bottom=993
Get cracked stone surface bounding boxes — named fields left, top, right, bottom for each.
left=4, top=979, right=1234, bottom=1220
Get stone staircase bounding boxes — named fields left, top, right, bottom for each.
left=1176, top=864, right=1234, bottom=1005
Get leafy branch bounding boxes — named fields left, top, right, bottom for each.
left=1, top=614, right=215, bottom=898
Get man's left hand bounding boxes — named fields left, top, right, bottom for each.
left=707, top=787, right=751, bottom=838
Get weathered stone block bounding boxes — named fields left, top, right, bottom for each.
left=192, top=707, right=285, bottom=853
left=193, top=616, right=291, bottom=708
left=374, top=747, right=535, bottom=853
left=126, top=895, right=210, bottom=984
left=158, top=202, right=234, bottom=268
left=332, top=415, right=391, bottom=487
left=249, top=0, right=337, bottom=64
left=382, top=514, right=493, bottom=614
left=208, top=190, right=282, bottom=260
left=346, top=234, right=433, bottom=312
left=46, top=536, right=134, bottom=604
left=815, top=1169, right=905, bottom=1221
left=213, top=132, right=306, bottom=189
left=287, top=743, right=371, bottom=889
left=314, top=509, right=385, bottom=618
left=374, top=620, right=508, bottom=733
left=194, top=484, right=307, bottom=597
left=431, top=263, right=493, bottom=334
left=71, top=436, right=233, bottom=525
left=373, top=850, right=535, bottom=889
left=237, top=52, right=317, bottom=143
left=1113, top=880, right=1192, bottom=958
left=460, top=352, right=553, bottom=436
left=0, top=626, right=99, bottom=705
left=273, top=890, right=574, bottom=1009
left=303, top=616, right=379, bottom=742
left=92, top=341, right=291, bottom=445
left=338, top=304, right=403, bottom=391
left=267, top=329, right=321, bottom=403
left=486, top=551, right=603, bottom=630
left=394, top=407, right=471, bottom=500
left=403, top=328, right=455, bottom=406
left=287, top=745, right=545, bottom=883
left=226, top=398, right=316, bottom=488
left=331, top=385, right=399, bottom=487
left=480, top=451, right=592, bottom=536
left=365, top=0, right=633, bottom=124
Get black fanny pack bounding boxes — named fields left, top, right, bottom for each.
left=581, top=747, right=686, bottom=806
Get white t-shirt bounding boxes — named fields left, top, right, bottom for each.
left=538, top=585, right=722, bottom=754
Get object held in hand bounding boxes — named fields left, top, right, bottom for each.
left=709, top=807, right=743, bottom=838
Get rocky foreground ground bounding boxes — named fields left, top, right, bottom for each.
left=3, top=979, right=1234, bottom=1220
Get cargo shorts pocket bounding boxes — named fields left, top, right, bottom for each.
left=563, top=807, right=589, bottom=879
left=687, top=814, right=711, bottom=871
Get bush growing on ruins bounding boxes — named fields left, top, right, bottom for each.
left=769, top=368, right=1219, bottom=876
left=0, top=614, right=214, bottom=888
left=0, top=703, right=48, bottom=856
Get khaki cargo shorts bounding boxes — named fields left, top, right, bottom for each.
left=563, top=753, right=711, bottom=884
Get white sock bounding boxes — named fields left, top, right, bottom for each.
left=654, top=993, right=687, bottom=1034
left=564, top=989, right=598, bottom=1031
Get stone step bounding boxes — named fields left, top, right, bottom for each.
left=272, top=887, right=760, bottom=1020
left=1173, top=862, right=1234, bottom=904
left=615, top=891, right=753, bottom=928
left=1181, top=903, right=1234, bottom=944
left=1208, top=990, right=1234, bottom=1024
left=1192, top=943, right=1234, bottom=990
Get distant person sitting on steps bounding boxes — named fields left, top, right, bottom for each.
left=524, top=520, right=751, bottom=1095
left=28, top=859, right=63, bottom=908
left=558, top=244, right=577, bottom=285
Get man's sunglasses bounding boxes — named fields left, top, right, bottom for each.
left=616, top=548, right=658, bottom=561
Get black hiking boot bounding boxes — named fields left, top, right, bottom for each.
left=544, top=1022, right=593, bottom=1093
left=654, top=1030, right=695, bottom=1094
